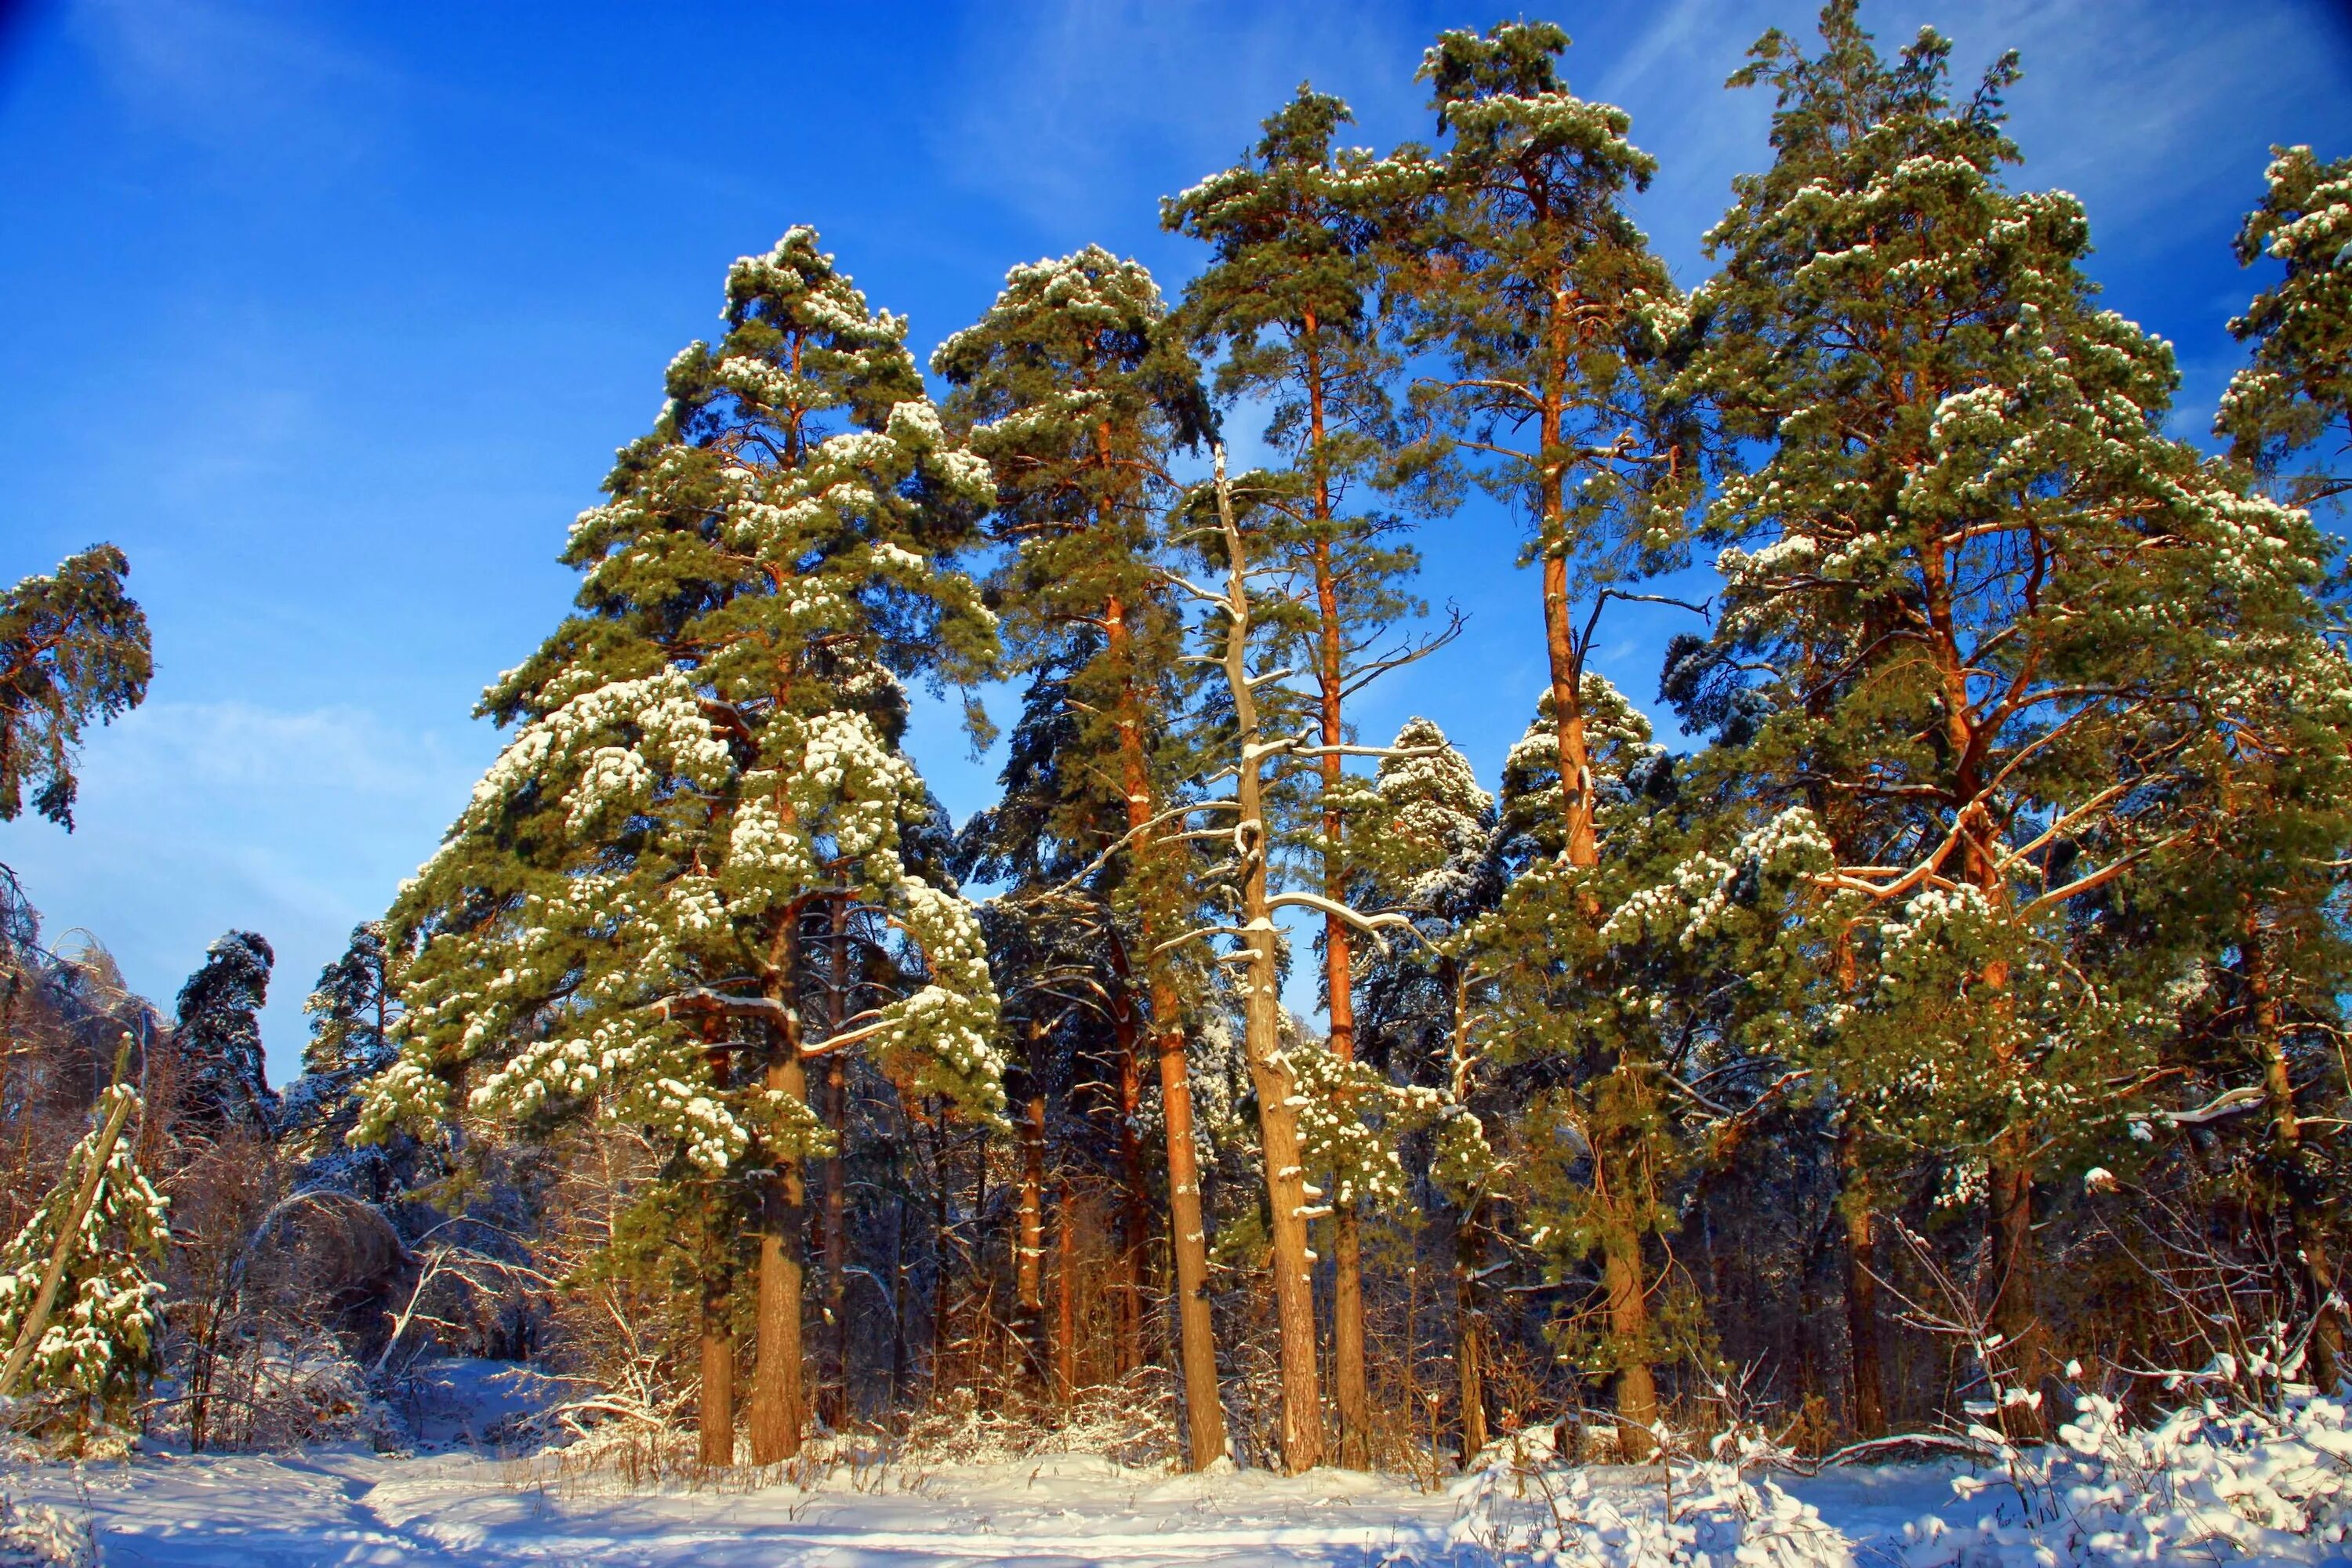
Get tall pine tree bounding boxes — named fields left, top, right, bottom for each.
left=2219, top=145, right=2352, bottom=514
left=1403, top=22, right=1695, bottom=868
left=365, top=228, right=1004, bottom=1465
left=1164, top=86, right=1439, bottom=1466
left=1681, top=1, right=2340, bottom=1417
left=934, top=249, right=1232, bottom=1468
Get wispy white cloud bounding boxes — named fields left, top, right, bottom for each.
left=74, top=699, right=468, bottom=799
left=1899, top=0, right=2328, bottom=227
left=927, top=0, right=1427, bottom=240
left=67, top=0, right=399, bottom=172
left=0, top=699, right=490, bottom=1081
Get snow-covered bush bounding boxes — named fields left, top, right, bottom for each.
left=1450, top=1423, right=1853, bottom=1567
left=0, top=1495, right=93, bottom=1568
left=1903, top=1363, right=2352, bottom=1566
left=892, top=1372, right=1178, bottom=1471
left=151, top=1338, right=408, bottom=1454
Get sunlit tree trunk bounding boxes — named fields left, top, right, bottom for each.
left=1014, top=1019, right=1049, bottom=1394
left=749, top=1042, right=808, bottom=1465
left=1456, top=1192, right=1488, bottom=1466
left=1215, top=454, right=1323, bottom=1472
left=1838, top=1127, right=1886, bottom=1439
left=700, top=1227, right=735, bottom=1467
left=2248, top=923, right=2343, bottom=1388
left=1103, top=589, right=1226, bottom=1468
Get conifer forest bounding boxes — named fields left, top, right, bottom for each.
left=5, top=5, right=2352, bottom=1561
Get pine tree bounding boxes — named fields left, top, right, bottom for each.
left=1164, top=86, right=1442, bottom=1465
left=1403, top=21, right=1696, bottom=869
left=365, top=227, right=1004, bottom=1465
left=2118, top=623, right=2352, bottom=1386
left=934, top=249, right=1232, bottom=1468
left=173, top=931, right=277, bottom=1134
left=281, top=922, right=406, bottom=1192
left=2208, top=158, right=2352, bottom=1377
left=1181, top=452, right=1430, bottom=1473
left=1193, top=456, right=1323, bottom=1472
left=2219, top=146, right=2352, bottom=514
left=1381, top=31, right=1706, bottom=1444
left=0, top=1073, right=169, bottom=1443
left=302, top=923, right=395, bottom=1084
left=1681, top=0, right=2341, bottom=1419
left=0, top=545, right=151, bottom=831
left=1354, top=716, right=1504, bottom=1460
left=1463, top=676, right=1698, bottom=1454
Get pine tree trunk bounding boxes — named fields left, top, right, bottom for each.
left=2249, top=925, right=2343, bottom=1388
left=1322, top=758, right=1369, bottom=1468
left=1456, top=1196, right=1488, bottom=1467
left=1331, top=1207, right=1368, bottom=1465
left=700, top=1261, right=735, bottom=1467
left=1985, top=1120, right=2041, bottom=1431
left=1839, top=1129, right=1887, bottom=1439
left=967, top=1118, right=988, bottom=1400
left=1535, top=453, right=1659, bottom=1449
left=1923, top=554, right=2046, bottom=1438
left=1246, top=985, right=1323, bottom=1473
left=1156, top=1004, right=1227, bottom=1467
left=1216, top=454, right=1322, bottom=1473
left=749, top=1049, right=808, bottom=1465
left=1540, top=555, right=1598, bottom=866
left=1599, top=1219, right=1657, bottom=1458
left=1015, top=1024, right=1048, bottom=1395
left=821, top=1046, right=848, bottom=1427
left=1312, top=506, right=1368, bottom=1470
left=1977, top=927, right=2047, bottom=1439
left=1054, top=1175, right=1078, bottom=1403
left=1100, top=570, right=1225, bottom=1464
left=1114, top=1021, right=1147, bottom=1378
left=822, top=900, right=851, bottom=1428
left=1985, top=1142, right=2042, bottom=1382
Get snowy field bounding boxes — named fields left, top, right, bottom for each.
left=0, top=1444, right=1987, bottom=1568
left=4, top=1361, right=2347, bottom=1566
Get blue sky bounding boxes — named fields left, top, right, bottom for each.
left=3, top=0, right=2347, bottom=1080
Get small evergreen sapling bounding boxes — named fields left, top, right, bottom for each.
left=0, top=1063, right=168, bottom=1443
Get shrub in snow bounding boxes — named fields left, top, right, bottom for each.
left=1903, top=1367, right=2352, bottom=1566
left=888, top=1373, right=1179, bottom=1472
left=1450, top=1424, right=1853, bottom=1567
left=0, top=1496, right=93, bottom=1568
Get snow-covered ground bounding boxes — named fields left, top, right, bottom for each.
left=7, top=1361, right=2347, bottom=1566
left=5, top=1446, right=1465, bottom=1566
left=0, top=1441, right=1997, bottom=1567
